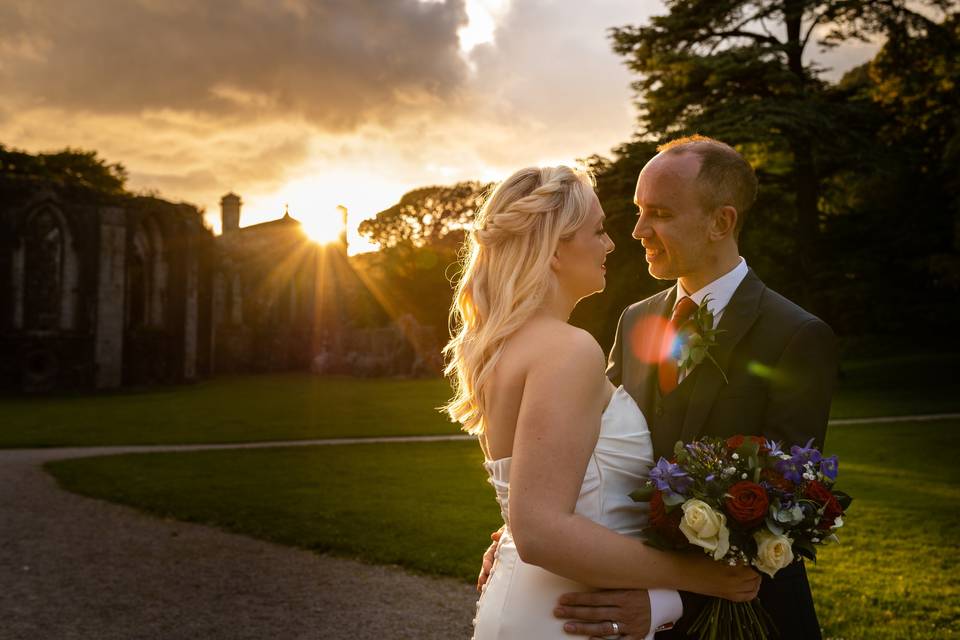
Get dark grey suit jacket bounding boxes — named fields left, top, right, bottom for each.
left=607, top=269, right=838, bottom=640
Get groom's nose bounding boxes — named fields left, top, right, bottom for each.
left=632, top=214, right=652, bottom=241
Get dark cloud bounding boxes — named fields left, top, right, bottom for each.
left=0, top=0, right=468, bottom=131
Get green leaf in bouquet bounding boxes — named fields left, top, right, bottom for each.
left=630, top=486, right=655, bottom=502
left=833, top=490, right=853, bottom=510
left=792, top=537, right=818, bottom=562
left=663, top=492, right=687, bottom=507
left=673, top=441, right=686, bottom=457
left=736, top=440, right=760, bottom=460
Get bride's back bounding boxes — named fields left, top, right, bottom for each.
left=481, top=317, right=590, bottom=461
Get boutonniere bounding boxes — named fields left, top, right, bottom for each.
left=676, top=295, right=729, bottom=383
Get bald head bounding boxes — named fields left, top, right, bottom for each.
left=657, top=135, right=758, bottom=237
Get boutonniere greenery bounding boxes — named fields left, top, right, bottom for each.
left=675, top=295, right=729, bottom=384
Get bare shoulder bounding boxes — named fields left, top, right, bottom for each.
left=518, top=320, right=606, bottom=381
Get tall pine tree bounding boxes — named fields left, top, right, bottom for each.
left=609, top=0, right=957, bottom=311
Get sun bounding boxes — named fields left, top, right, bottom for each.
left=300, top=207, right=346, bottom=245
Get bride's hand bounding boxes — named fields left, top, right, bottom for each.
left=690, top=555, right=762, bottom=602
left=477, top=527, right=504, bottom=592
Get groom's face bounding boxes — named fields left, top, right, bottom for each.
left=632, top=152, right=712, bottom=283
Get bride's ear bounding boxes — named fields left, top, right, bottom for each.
left=549, top=251, right=562, bottom=273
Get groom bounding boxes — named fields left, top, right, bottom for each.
left=553, top=135, right=838, bottom=639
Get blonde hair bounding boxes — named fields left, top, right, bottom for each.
left=443, top=165, right=596, bottom=435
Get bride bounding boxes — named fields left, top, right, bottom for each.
left=443, top=166, right=760, bottom=639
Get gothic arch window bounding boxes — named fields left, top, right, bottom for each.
left=127, top=249, right=147, bottom=329
left=126, top=218, right=168, bottom=329
left=23, top=207, right=69, bottom=331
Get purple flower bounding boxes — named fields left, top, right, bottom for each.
left=820, top=455, right=839, bottom=481
left=789, top=438, right=823, bottom=466
left=767, top=440, right=786, bottom=457
left=775, top=458, right=803, bottom=484
left=649, top=457, right=692, bottom=496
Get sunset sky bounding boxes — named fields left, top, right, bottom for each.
left=0, top=0, right=881, bottom=254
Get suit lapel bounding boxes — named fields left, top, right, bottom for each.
left=679, top=269, right=765, bottom=443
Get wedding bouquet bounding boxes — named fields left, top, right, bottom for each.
left=631, top=435, right=851, bottom=640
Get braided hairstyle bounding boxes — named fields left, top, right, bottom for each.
left=443, top=165, right=595, bottom=434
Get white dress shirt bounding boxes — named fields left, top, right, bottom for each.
left=675, top=257, right=749, bottom=325
left=673, top=257, right=749, bottom=381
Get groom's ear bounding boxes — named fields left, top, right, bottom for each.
left=709, top=205, right=738, bottom=241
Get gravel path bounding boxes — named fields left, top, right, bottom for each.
left=0, top=446, right=479, bottom=640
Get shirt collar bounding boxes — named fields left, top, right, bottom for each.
left=676, top=258, right=749, bottom=316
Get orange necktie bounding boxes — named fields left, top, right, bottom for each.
left=658, top=296, right=699, bottom=395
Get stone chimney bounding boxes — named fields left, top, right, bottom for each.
left=220, top=193, right=241, bottom=233
left=337, top=205, right=348, bottom=251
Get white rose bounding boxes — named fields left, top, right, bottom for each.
left=678, top=499, right=730, bottom=560
left=753, top=529, right=794, bottom=578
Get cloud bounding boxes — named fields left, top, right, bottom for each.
left=0, top=0, right=469, bottom=132
left=0, top=0, right=885, bottom=240
left=461, top=0, right=652, bottom=167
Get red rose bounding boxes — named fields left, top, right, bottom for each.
left=760, top=468, right=794, bottom=492
left=726, top=435, right=746, bottom=450
left=649, top=491, right=686, bottom=544
left=724, top=481, right=770, bottom=528
left=804, top=481, right=843, bottom=530
left=726, top=435, right=769, bottom=453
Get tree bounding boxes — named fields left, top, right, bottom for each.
left=609, top=0, right=957, bottom=311
left=0, top=145, right=128, bottom=194
left=357, top=181, right=491, bottom=250
left=354, top=181, right=496, bottom=348
left=870, top=12, right=960, bottom=289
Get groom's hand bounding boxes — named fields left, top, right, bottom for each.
left=554, top=589, right=651, bottom=639
left=476, top=527, right=504, bottom=592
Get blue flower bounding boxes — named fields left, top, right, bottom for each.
left=820, top=455, right=839, bottom=481
left=649, top=457, right=692, bottom=495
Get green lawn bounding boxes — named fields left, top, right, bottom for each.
left=47, top=418, right=960, bottom=639
left=829, top=352, right=960, bottom=419
left=1, top=351, right=958, bottom=448
left=0, top=375, right=457, bottom=447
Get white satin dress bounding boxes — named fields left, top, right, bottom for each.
left=472, top=386, right=681, bottom=640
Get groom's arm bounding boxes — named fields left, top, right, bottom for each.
left=554, top=589, right=683, bottom=638
left=764, top=317, right=838, bottom=449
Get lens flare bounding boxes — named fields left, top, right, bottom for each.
left=747, top=360, right=789, bottom=385
left=629, top=314, right=673, bottom=364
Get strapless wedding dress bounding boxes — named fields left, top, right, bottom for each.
left=473, top=386, right=677, bottom=640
